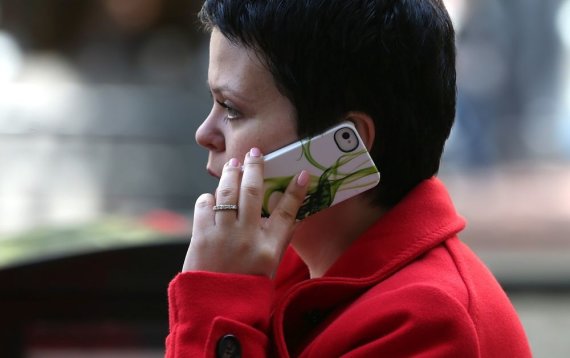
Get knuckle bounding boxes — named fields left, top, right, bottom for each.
left=288, top=184, right=306, bottom=200
left=223, top=163, right=240, bottom=172
left=244, top=159, right=263, bottom=173
left=232, top=236, right=255, bottom=256
left=274, top=207, right=296, bottom=223
left=216, top=187, right=235, bottom=200
left=244, top=159, right=264, bottom=169
left=195, top=194, right=214, bottom=208
left=242, top=184, right=262, bottom=198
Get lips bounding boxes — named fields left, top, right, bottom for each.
left=207, top=167, right=221, bottom=179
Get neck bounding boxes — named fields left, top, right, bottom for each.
left=291, top=195, right=385, bottom=278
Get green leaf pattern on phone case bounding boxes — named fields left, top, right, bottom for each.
left=262, top=139, right=379, bottom=220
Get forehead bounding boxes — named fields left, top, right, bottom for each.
left=208, top=29, right=274, bottom=99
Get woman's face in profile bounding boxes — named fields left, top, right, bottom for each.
left=196, top=29, right=298, bottom=178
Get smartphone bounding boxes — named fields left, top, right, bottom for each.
left=262, top=121, right=381, bottom=220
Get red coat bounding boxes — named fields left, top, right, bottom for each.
left=166, top=178, right=532, bottom=357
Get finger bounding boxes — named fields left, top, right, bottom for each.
left=265, top=170, right=310, bottom=239
left=214, top=158, right=242, bottom=225
left=238, top=147, right=264, bottom=224
left=192, top=193, right=215, bottom=234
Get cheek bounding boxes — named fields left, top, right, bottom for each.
left=260, top=126, right=298, bottom=154
left=226, top=140, right=255, bottom=162
left=236, top=129, right=266, bottom=155
left=226, top=120, right=297, bottom=160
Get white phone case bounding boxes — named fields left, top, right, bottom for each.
left=262, top=121, right=381, bottom=220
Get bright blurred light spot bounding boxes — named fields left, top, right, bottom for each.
left=0, top=31, right=23, bottom=82
left=443, top=0, right=467, bottom=31
left=18, top=53, right=79, bottom=83
left=0, top=55, right=83, bottom=134
left=558, top=0, right=570, bottom=155
left=557, top=0, right=570, bottom=48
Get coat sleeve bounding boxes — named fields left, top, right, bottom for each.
left=165, top=271, right=274, bottom=357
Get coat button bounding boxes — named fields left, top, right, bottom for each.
left=217, top=334, right=241, bottom=358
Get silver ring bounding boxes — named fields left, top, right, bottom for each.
left=212, top=204, right=239, bottom=212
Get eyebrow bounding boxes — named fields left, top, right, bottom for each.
left=207, top=82, right=253, bottom=104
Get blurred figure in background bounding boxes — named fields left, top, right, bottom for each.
left=448, top=0, right=564, bottom=166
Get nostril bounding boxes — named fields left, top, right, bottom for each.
left=205, top=142, right=221, bottom=151
left=195, top=116, right=225, bottom=152
left=197, top=132, right=225, bottom=152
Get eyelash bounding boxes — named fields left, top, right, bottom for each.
left=215, top=100, right=241, bottom=121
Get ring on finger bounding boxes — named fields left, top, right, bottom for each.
left=212, top=204, right=239, bottom=212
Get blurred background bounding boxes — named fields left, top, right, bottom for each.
left=0, top=0, right=568, bottom=357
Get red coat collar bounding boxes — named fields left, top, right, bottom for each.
left=275, top=176, right=466, bottom=287
left=272, top=177, right=466, bottom=356
left=325, top=176, right=465, bottom=279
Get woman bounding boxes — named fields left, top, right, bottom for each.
left=166, top=1, right=532, bottom=357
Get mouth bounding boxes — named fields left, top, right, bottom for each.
left=207, top=168, right=220, bottom=179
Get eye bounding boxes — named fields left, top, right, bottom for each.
left=216, top=100, right=241, bottom=121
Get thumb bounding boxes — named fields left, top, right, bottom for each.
left=265, top=170, right=310, bottom=237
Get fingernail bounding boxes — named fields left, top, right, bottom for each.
left=229, top=158, right=240, bottom=167
left=250, top=147, right=261, bottom=157
left=297, top=170, right=309, bottom=186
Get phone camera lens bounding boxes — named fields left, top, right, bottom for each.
left=334, top=126, right=359, bottom=152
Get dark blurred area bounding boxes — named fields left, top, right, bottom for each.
left=0, top=0, right=569, bottom=356
left=1, top=0, right=204, bottom=84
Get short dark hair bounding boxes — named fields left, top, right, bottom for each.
left=199, top=0, right=456, bottom=208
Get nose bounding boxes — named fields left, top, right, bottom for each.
left=195, top=111, right=225, bottom=152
